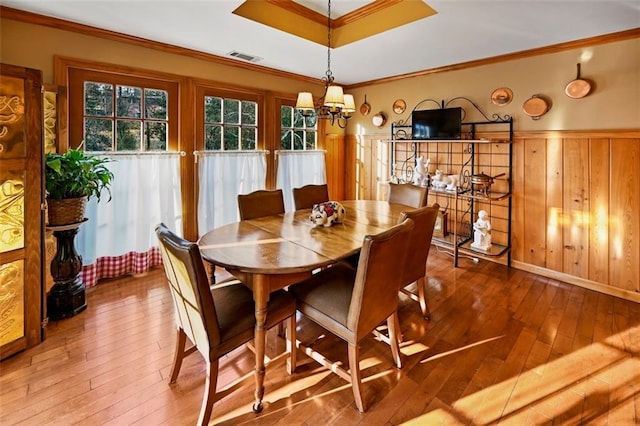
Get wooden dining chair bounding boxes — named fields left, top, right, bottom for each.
left=237, top=189, right=285, bottom=220
left=342, top=182, right=427, bottom=269
left=345, top=193, right=439, bottom=320
left=292, top=183, right=329, bottom=210
left=287, top=218, right=414, bottom=412
left=398, top=204, right=440, bottom=320
left=155, top=223, right=297, bottom=425
left=387, top=182, right=428, bottom=208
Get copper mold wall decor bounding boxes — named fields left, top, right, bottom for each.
left=359, top=94, right=371, bottom=116
left=522, top=94, right=551, bottom=120
left=565, top=63, right=593, bottom=99
left=491, top=87, right=513, bottom=106
left=392, top=99, right=406, bottom=114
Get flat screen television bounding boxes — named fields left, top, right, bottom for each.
left=411, top=107, right=462, bottom=140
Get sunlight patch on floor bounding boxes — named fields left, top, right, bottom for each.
left=447, top=333, right=638, bottom=424
left=399, top=340, right=430, bottom=357
left=420, top=335, right=505, bottom=364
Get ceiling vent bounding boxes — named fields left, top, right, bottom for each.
left=227, top=51, right=262, bottom=63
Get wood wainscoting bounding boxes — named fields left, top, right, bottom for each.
left=345, top=130, right=640, bottom=302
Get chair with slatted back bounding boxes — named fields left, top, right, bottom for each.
left=237, top=189, right=285, bottom=220
left=292, top=183, right=329, bottom=210
left=387, top=182, right=428, bottom=208
left=155, top=223, right=296, bottom=425
left=398, top=204, right=440, bottom=319
left=287, top=218, right=414, bottom=412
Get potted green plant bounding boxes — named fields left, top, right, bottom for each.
left=45, top=148, right=114, bottom=226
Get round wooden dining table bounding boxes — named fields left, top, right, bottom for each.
left=197, top=200, right=412, bottom=412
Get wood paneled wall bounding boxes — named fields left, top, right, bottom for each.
left=324, top=134, right=346, bottom=202
left=345, top=130, right=640, bottom=302
left=512, top=131, right=640, bottom=302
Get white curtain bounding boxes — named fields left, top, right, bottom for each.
left=276, top=150, right=327, bottom=212
left=77, top=152, right=183, bottom=265
left=196, top=150, right=267, bottom=235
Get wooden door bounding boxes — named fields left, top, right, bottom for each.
left=0, top=63, right=45, bottom=360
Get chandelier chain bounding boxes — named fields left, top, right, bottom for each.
left=325, top=0, right=334, bottom=83
left=295, top=0, right=352, bottom=128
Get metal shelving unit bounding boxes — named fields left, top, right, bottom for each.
left=383, top=97, right=514, bottom=267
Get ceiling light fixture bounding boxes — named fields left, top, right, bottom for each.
left=295, top=0, right=355, bottom=129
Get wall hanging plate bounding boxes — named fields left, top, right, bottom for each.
left=372, top=112, right=387, bottom=127
left=392, top=99, right=406, bottom=114
left=491, top=87, right=513, bottom=106
left=522, top=95, right=550, bottom=120
left=565, top=63, right=592, bottom=99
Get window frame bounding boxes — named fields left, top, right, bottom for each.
left=195, top=85, right=265, bottom=151
left=68, top=68, right=179, bottom=151
left=279, top=102, right=318, bottom=151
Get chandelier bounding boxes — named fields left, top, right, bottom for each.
left=295, top=0, right=355, bottom=129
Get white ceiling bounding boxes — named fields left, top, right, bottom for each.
left=3, top=0, right=639, bottom=85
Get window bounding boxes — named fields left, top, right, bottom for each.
left=203, top=96, right=257, bottom=150
left=83, top=83, right=169, bottom=151
left=65, top=63, right=182, bottom=286
left=195, top=87, right=266, bottom=230
left=68, top=68, right=178, bottom=152
left=280, top=106, right=317, bottom=150
left=196, top=86, right=263, bottom=151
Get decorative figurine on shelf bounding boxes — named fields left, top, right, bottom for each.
left=432, top=169, right=460, bottom=191
left=432, top=169, right=448, bottom=189
left=471, top=210, right=492, bottom=251
left=310, top=201, right=346, bottom=227
left=413, top=156, right=430, bottom=187
left=445, top=174, right=460, bottom=191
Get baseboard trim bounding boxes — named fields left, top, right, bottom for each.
left=512, top=260, right=640, bottom=303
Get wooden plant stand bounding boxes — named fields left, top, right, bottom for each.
left=47, top=220, right=87, bottom=320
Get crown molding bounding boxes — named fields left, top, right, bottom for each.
left=346, top=27, right=640, bottom=89
left=0, top=6, right=322, bottom=86
left=2, top=6, right=638, bottom=89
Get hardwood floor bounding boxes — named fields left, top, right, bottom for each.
left=2, top=249, right=639, bottom=425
